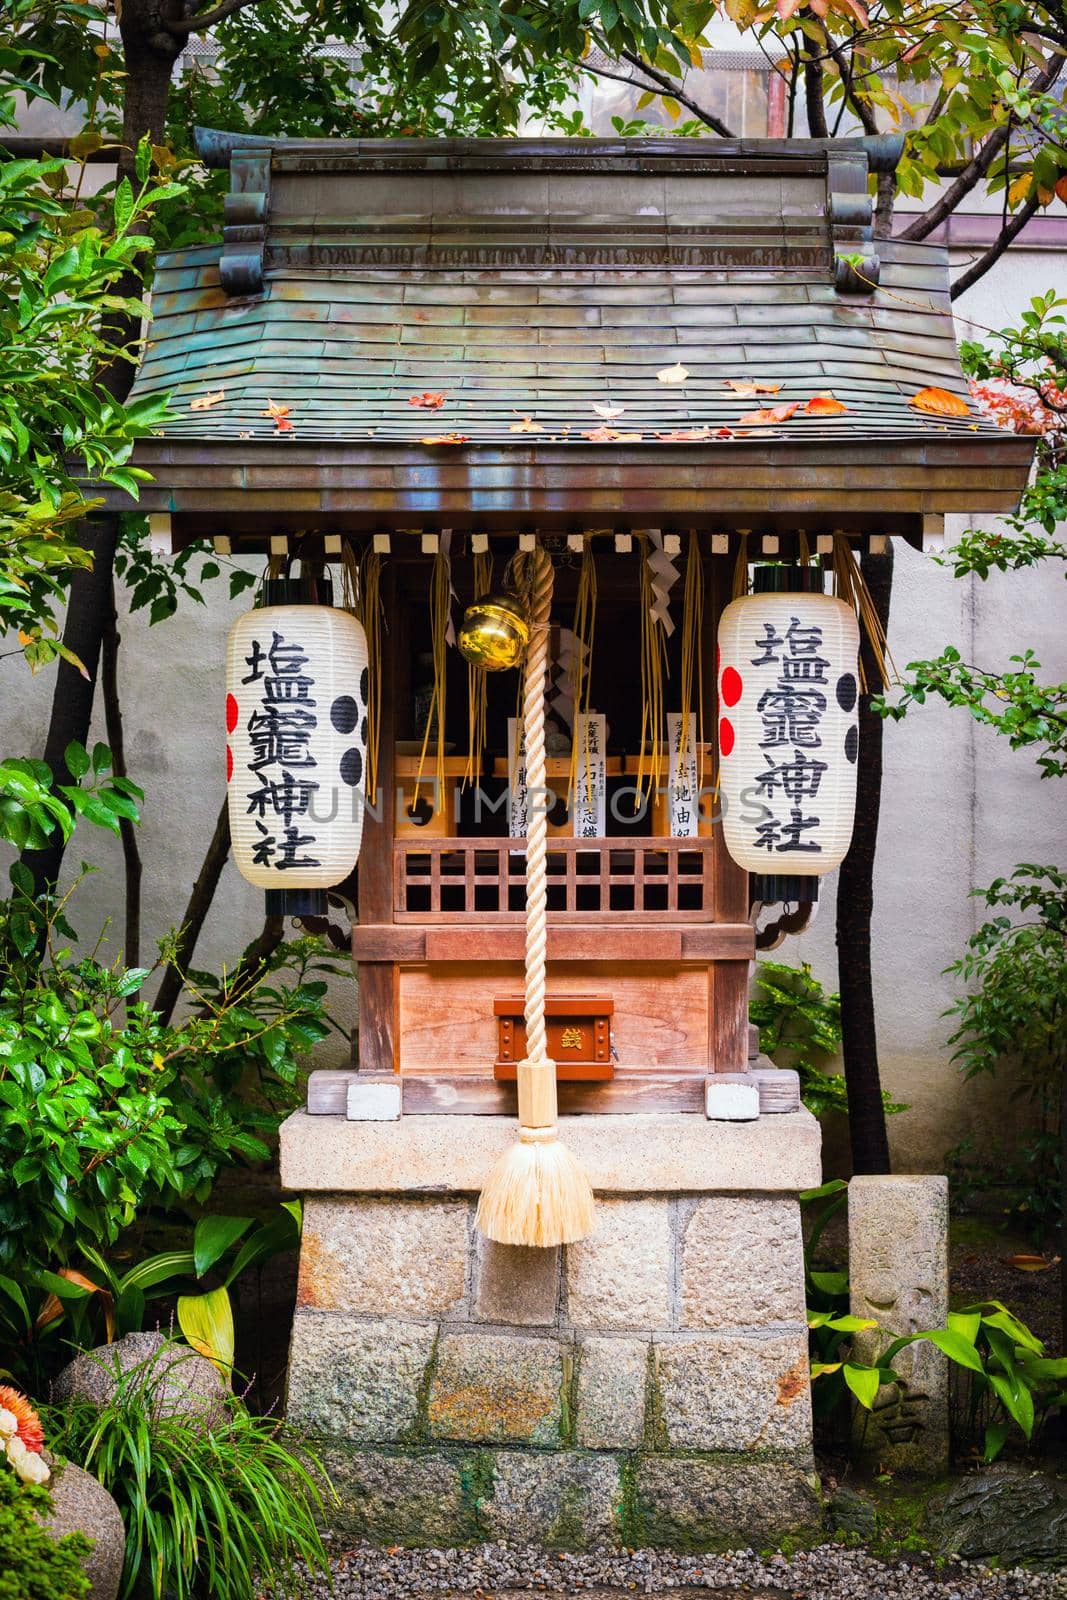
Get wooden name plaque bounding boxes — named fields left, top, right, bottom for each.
left=494, top=995, right=614, bottom=1081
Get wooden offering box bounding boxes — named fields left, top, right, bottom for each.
left=494, top=995, right=614, bottom=1080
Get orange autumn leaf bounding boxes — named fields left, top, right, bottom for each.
left=737, top=402, right=800, bottom=426
left=583, top=425, right=621, bottom=442
left=190, top=389, right=224, bottom=411
left=261, top=399, right=294, bottom=432
left=592, top=402, right=626, bottom=419
left=723, top=379, right=781, bottom=397
left=656, top=362, right=689, bottom=386
left=1056, top=176, right=1067, bottom=204
left=1007, top=172, right=1033, bottom=208
left=657, top=427, right=714, bottom=442
left=33, top=1269, right=114, bottom=1342
left=420, top=432, right=470, bottom=445
left=614, top=432, right=644, bottom=443
left=1001, top=1253, right=1059, bottom=1273
left=911, top=386, right=970, bottom=418
left=805, top=392, right=849, bottom=416
left=509, top=416, right=544, bottom=433
left=408, top=391, right=447, bottom=409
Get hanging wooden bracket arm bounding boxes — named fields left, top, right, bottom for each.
left=828, top=136, right=903, bottom=295
left=219, top=148, right=272, bottom=297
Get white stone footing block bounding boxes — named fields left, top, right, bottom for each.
left=705, top=1081, right=760, bottom=1121
left=347, top=1079, right=402, bottom=1121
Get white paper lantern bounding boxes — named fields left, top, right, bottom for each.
left=226, top=598, right=369, bottom=902
left=716, top=574, right=860, bottom=899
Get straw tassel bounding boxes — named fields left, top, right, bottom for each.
left=475, top=544, right=596, bottom=1249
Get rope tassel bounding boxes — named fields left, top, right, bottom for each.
left=475, top=545, right=596, bottom=1248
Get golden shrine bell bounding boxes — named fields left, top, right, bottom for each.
left=457, top=591, right=530, bottom=671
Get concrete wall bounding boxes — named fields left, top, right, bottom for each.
left=786, top=247, right=1067, bottom=1170
left=1, top=244, right=1063, bottom=1169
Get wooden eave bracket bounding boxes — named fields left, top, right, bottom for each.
left=220, top=148, right=271, bottom=296
left=828, top=147, right=881, bottom=295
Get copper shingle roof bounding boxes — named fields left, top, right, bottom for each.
left=117, top=136, right=1033, bottom=533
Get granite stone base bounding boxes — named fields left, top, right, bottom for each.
left=282, top=1111, right=822, bottom=1550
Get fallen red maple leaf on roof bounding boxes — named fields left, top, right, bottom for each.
left=420, top=432, right=470, bottom=445
left=261, top=399, right=294, bottom=432
left=911, top=385, right=970, bottom=418
left=805, top=392, right=849, bottom=416
left=409, top=392, right=447, bottom=409
left=736, top=402, right=800, bottom=426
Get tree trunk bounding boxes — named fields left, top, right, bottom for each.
left=835, top=545, right=894, bottom=1175
left=23, top=515, right=122, bottom=896
left=25, top=7, right=181, bottom=893
left=101, top=577, right=143, bottom=965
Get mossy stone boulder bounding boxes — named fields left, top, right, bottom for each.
left=53, top=1331, right=226, bottom=1425
left=43, top=1459, right=125, bottom=1600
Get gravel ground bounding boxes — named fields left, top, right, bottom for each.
left=273, top=1541, right=1067, bottom=1600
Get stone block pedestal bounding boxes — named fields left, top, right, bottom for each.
left=280, top=1109, right=823, bottom=1549
left=849, top=1174, right=950, bottom=1477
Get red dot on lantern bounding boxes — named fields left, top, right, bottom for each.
left=719, top=717, right=735, bottom=757
left=721, top=666, right=743, bottom=707
left=225, top=692, right=238, bottom=733
left=226, top=746, right=233, bottom=783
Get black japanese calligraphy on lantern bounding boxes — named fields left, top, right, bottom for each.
left=243, top=630, right=321, bottom=873
left=750, top=614, right=827, bottom=855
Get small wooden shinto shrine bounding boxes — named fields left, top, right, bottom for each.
left=113, top=133, right=1032, bottom=1547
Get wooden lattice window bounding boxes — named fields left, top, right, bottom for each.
left=394, top=838, right=714, bottom=922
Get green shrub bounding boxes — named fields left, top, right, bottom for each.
left=943, top=864, right=1067, bottom=1242
left=752, top=959, right=906, bottom=1120
left=45, top=1346, right=332, bottom=1600
left=0, top=1460, right=91, bottom=1600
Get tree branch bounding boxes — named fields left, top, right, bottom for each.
left=101, top=577, right=142, bottom=968
left=213, top=914, right=286, bottom=1006
left=153, top=793, right=231, bottom=1025
left=902, top=55, right=1061, bottom=242
left=803, top=21, right=829, bottom=140
left=816, top=22, right=877, bottom=136
left=165, top=0, right=264, bottom=37
left=950, top=188, right=1041, bottom=300
left=600, top=47, right=736, bottom=138
left=874, top=167, right=896, bottom=239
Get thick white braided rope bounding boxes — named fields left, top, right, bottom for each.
left=523, top=545, right=553, bottom=1067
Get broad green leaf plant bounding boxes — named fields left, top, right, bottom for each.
left=803, top=1180, right=1067, bottom=1461
left=751, top=958, right=906, bottom=1120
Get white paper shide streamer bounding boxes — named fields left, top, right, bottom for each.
left=226, top=604, right=369, bottom=890
left=716, top=592, right=860, bottom=879
left=645, top=531, right=678, bottom=635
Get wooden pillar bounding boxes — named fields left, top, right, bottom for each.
left=356, top=564, right=398, bottom=1074
left=704, top=541, right=750, bottom=1073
